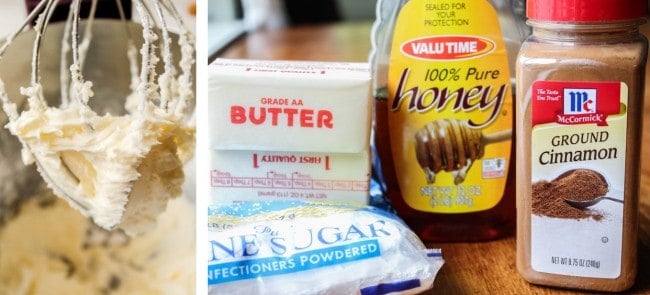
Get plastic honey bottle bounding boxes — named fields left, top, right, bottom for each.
left=516, top=0, right=647, bottom=291
left=369, top=0, right=528, bottom=242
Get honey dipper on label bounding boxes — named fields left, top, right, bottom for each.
left=415, top=119, right=511, bottom=185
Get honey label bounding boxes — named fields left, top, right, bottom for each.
left=386, top=0, right=513, bottom=213
left=529, top=81, right=627, bottom=278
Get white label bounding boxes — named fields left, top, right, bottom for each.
left=530, top=81, right=627, bottom=278
left=208, top=59, right=372, bottom=153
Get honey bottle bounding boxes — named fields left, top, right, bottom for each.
left=370, top=0, right=527, bottom=241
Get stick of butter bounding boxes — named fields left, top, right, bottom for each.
left=208, top=59, right=372, bottom=204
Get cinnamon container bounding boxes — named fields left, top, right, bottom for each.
left=516, top=0, right=648, bottom=291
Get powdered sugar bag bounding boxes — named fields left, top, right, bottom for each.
left=208, top=201, right=443, bottom=295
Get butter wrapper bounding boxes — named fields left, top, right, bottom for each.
left=208, top=59, right=372, bottom=153
left=209, top=150, right=370, bottom=204
left=208, top=59, right=372, bottom=204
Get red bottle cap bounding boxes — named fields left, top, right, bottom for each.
left=527, top=0, right=647, bottom=22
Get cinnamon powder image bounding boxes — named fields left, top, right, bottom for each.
left=532, top=169, right=608, bottom=220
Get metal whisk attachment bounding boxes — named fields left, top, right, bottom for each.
left=0, top=0, right=195, bottom=235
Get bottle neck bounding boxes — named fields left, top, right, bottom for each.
left=528, top=19, right=643, bottom=43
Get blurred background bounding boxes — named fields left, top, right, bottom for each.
left=208, top=0, right=377, bottom=57
left=0, top=0, right=196, bottom=38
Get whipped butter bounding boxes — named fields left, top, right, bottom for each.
left=1, top=82, right=194, bottom=236
left=208, top=59, right=372, bottom=204
left=0, top=9, right=195, bottom=235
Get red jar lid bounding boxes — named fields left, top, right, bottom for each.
left=527, top=0, right=647, bottom=22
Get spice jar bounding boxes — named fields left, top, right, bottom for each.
left=370, top=0, right=528, bottom=242
left=515, top=0, right=648, bottom=291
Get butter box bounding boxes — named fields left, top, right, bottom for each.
left=208, top=59, right=372, bottom=204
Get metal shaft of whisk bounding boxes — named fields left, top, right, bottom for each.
left=0, top=0, right=49, bottom=58
left=59, top=4, right=74, bottom=106
left=66, top=0, right=91, bottom=106
left=70, top=0, right=81, bottom=73
left=29, top=0, right=59, bottom=110
left=114, top=0, right=140, bottom=94
left=31, top=0, right=59, bottom=85
left=153, top=0, right=175, bottom=112
left=133, top=0, right=158, bottom=112
left=150, top=0, right=194, bottom=119
left=60, top=0, right=98, bottom=107
left=140, top=0, right=194, bottom=117
left=78, top=0, right=99, bottom=69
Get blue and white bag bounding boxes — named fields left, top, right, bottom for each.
left=208, top=201, right=443, bottom=295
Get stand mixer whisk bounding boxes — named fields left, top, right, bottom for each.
left=0, top=0, right=195, bottom=236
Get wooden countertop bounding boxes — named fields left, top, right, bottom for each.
left=216, top=21, right=650, bottom=294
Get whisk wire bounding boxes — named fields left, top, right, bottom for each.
left=133, top=0, right=159, bottom=112
left=154, top=0, right=175, bottom=112
left=29, top=0, right=59, bottom=111
left=0, top=0, right=48, bottom=58
left=0, top=0, right=196, bottom=233
left=78, top=0, right=99, bottom=70
left=59, top=3, right=74, bottom=106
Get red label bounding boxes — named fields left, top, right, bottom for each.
left=230, top=105, right=334, bottom=128
left=400, top=35, right=495, bottom=60
left=531, top=81, right=621, bottom=127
